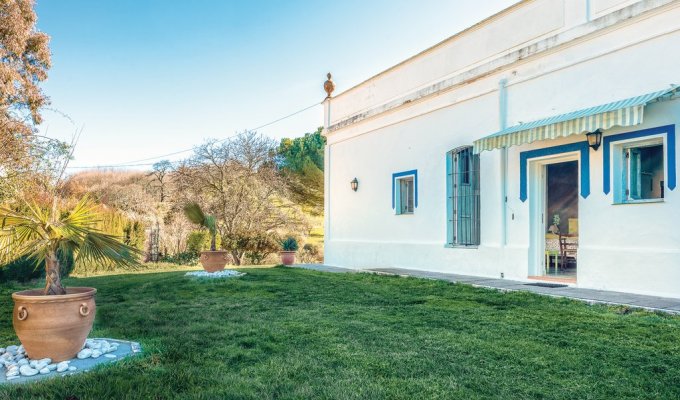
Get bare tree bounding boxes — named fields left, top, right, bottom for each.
left=175, top=131, right=308, bottom=265
left=148, top=160, right=172, bottom=202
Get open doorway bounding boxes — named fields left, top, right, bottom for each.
left=543, top=160, right=579, bottom=281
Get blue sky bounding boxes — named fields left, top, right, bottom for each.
left=34, top=0, right=516, bottom=170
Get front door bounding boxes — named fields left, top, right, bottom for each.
left=529, top=155, right=580, bottom=282
left=542, top=160, right=579, bottom=281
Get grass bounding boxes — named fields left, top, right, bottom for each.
left=0, top=267, right=679, bottom=399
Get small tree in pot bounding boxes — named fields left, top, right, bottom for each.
left=279, top=237, right=298, bottom=265
left=183, top=202, right=229, bottom=272
left=0, top=197, right=143, bottom=361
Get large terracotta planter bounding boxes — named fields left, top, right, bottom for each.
left=280, top=251, right=296, bottom=266
left=200, top=250, right=230, bottom=272
left=12, top=287, right=96, bottom=362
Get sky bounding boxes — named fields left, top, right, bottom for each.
left=34, top=0, right=517, bottom=170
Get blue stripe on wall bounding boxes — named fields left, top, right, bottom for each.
left=603, top=124, right=676, bottom=194
left=519, top=142, right=590, bottom=202
left=392, top=170, right=418, bottom=209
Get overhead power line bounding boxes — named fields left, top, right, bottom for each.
left=66, top=101, right=321, bottom=170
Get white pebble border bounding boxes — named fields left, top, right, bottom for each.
left=185, top=270, right=244, bottom=279
left=1, top=339, right=121, bottom=381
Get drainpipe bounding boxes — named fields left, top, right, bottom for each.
left=585, top=0, right=592, bottom=22
left=499, top=79, right=509, bottom=247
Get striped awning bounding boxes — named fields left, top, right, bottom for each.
left=473, top=86, right=679, bottom=153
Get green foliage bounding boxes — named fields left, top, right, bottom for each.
left=0, top=250, right=74, bottom=283
left=244, top=235, right=280, bottom=265
left=278, top=128, right=325, bottom=214
left=123, top=220, right=146, bottom=249
left=278, top=128, right=325, bottom=174
left=95, top=208, right=146, bottom=250
left=280, top=236, right=298, bottom=251
left=186, top=230, right=221, bottom=255
left=183, top=202, right=217, bottom=250
left=0, top=197, right=144, bottom=287
left=159, top=252, right=199, bottom=266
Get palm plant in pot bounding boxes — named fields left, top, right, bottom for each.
left=0, top=197, right=143, bottom=361
left=279, top=237, right=298, bottom=265
left=183, top=202, right=229, bottom=272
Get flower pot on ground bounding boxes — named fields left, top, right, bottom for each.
left=279, top=237, right=298, bottom=266
left=12, top=288, right=96, bottom=361
left=183, top=202, right=228, bottom=272
left=199, top=250, right=230, bottom=272
left=0, top=197, right=142, bottom=361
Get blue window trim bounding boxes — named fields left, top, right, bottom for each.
left=519, top=142, right=590, bottom=202
left=602, top=124, right=676, bottom=194
left=392, top=170, right=418, bottom=210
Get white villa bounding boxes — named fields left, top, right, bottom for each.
left=322, top=0, right=680, bottom=298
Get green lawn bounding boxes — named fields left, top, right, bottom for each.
left=0, top=267, right=679, bottom=399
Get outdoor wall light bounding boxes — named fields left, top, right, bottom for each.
left=586, top=129, right=603, bottom=151
left=350, top=178, right=359, bottom=192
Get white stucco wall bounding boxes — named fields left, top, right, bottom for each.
left=324, top=0, right=680, bottom=298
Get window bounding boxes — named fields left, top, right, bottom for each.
left=447, top=146, right=480, bottom=246
left=622, top=141, right=664, bottom=202
left=396, top=176, right=415, bottom=214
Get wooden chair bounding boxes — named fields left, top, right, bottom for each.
left=558, top=234, right=578, bottom=269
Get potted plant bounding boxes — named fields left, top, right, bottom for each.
left=183, top=202, right=229, bottom=272
left=0, top=197, right=142, bottom=361
left=279, top=237, right=298, bottom=265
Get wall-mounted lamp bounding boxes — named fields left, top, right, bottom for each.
left=350, top=178, right=358, bottom=192
left=586, top=129, right=603, bottom=151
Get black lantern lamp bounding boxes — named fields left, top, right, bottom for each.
left=586, top=129, right=603, bottom=151
left=350, top=178, right=358, bottom=192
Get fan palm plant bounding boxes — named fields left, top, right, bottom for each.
left=183, top=202, right=217, bottom=251
left=0, top=196, right=143, bottom=295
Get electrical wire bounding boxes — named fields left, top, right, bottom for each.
left=65, top=101, right=322, bottom=170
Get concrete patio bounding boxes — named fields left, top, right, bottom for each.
left=296, top=264, right=680, bottom=314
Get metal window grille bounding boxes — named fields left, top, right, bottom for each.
left=449, top=146, right=480, bottom=246
left=399, top=177, right=414, bottom=214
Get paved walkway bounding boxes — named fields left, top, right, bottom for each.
left=296, top=264, right=680, bottom=314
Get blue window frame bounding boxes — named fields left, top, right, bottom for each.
left=519, top=141, right=591, bottom=202
left=602, top=124, right=676, bottom=197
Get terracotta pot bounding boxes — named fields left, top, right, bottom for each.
left=200, top=250, right=230, bottom=272
left=280, top=251, right=296, bottom=265
left=12, top=287, right=96, bottom=362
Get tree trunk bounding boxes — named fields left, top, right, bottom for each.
left=231, top=250, right=241, bottom=266
left=210, top=234, right=216, bottom=251
left=44, top=252, right=66, bottom=296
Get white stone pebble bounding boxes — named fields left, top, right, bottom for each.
left=104, top=354, right=116, bottom=358
left=39, top=367, right=50, bottom=375
left=56, top=361, right=69, bottom=373
left=68, top=366, right=77, bottom=372
left=185, top=270, right=243, bottom=278
left=19, top=365, right=38, bottom=377
left=76, top=348, right=92, bottom=359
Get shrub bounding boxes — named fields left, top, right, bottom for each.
left=281, top=237, right=299, bottom=252
left=0, top=250, right=74, bottom=284
left=299, top=243, right=322, bottom=263
left=159, top=252, right=199, bottom=266
left=186, top=231, right=221, bottom=255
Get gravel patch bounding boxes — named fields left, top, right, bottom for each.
left=0, top=338, right=141, bottom=385
left=185, top=270, right=244, bottom=279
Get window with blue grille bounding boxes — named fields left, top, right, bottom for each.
left=447, top=146, right=480, bottom=246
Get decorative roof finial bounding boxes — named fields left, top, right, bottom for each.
left=324, top=72, right=335, bottom=99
